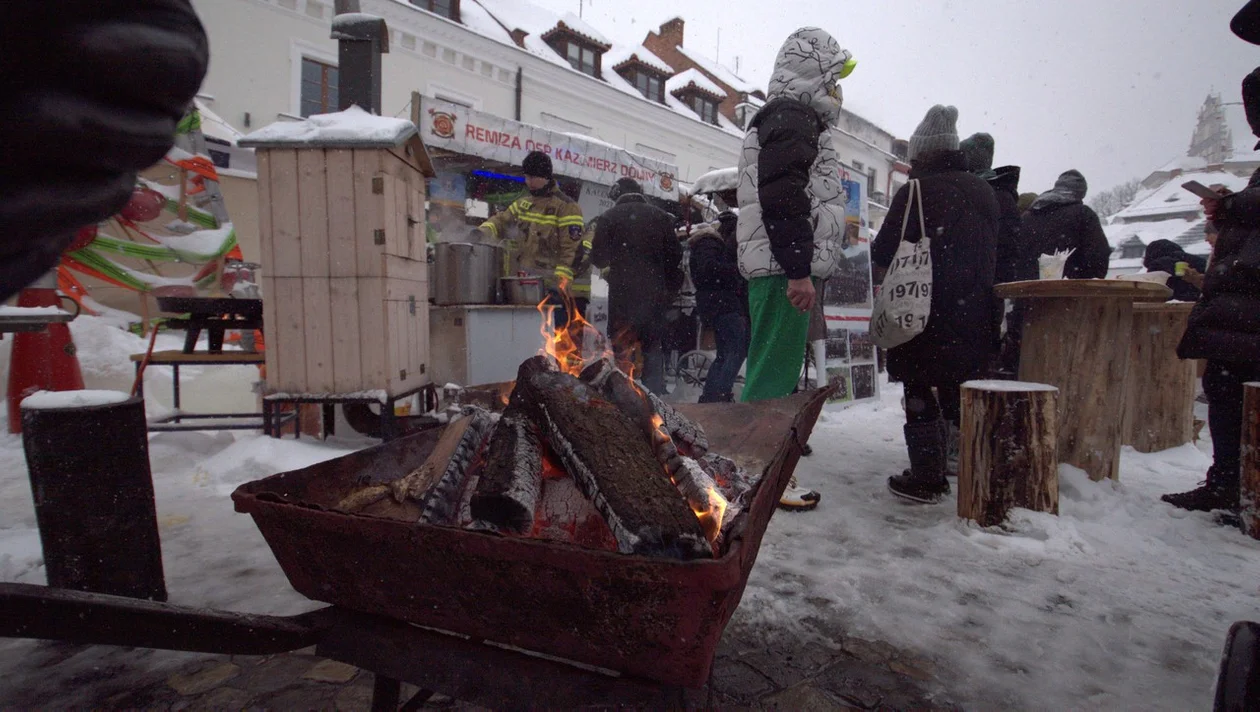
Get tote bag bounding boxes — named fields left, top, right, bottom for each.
left=871, top=179, right=932, bottom=349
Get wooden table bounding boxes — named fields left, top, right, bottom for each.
left=993, top=280, right=1172, bottom=481
left=1121, top=301, right=1197, bottom=453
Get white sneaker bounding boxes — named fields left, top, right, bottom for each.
left=778, top=475, right=821, bottom=511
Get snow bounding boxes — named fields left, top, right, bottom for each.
left=265, top=390, right=388, bottom=403
left=675, top=45, right=759, bottom=94
left=961, top=379, right=1058, bottom=392
left=1156, top=154, right=1209, bottom=174
left=1115, top=170, right=1248, bottom=221
left=20, top=390, right=131, bottom=410
left=689, top=167, right=739, bottom=195
left=666, top=68, right=726, bottom=100
left=0, top=314, right=1250, bottom=709
left=603, top=44, right=674, bottom=77
left=1224, top=102, right=1260, bottom=164
left=1105, top=218, right=1199, bottom=249
left=240, top=106, right=416, bottom=147
left=151, top=223, right=235, bottom=258
left=0, top=306, right=66, bottom=317
left=330, top=11, right=385, bottom=35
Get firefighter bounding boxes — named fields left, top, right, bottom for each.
left=475, top=152, right=589, bottom=321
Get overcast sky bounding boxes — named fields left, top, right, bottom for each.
left=532, top=0, right=1258, bottom=194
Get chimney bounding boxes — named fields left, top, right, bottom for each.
left=331, top=0, right=390, bottom=114
left=658, top=17, right=685, bottom=48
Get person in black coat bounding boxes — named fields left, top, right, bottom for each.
left=0, top=0, right=209, bottom=299
left=1164, top=68, right=1260, bottom=514
left=590, top=178, right=683, bottom=394
left=690, top=208, right=748, bottom=403
left=1142, top=239, right=1208, bottom=302
left=872, top=105, right=1000, bottom=504
left=1019, top=170, right=1111, bottom=279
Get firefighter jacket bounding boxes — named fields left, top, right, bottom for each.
left=479, top=182, right=589, bottom=294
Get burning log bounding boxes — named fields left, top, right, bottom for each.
left=417, top=407, right=496, bottom=525
left=580, top=359, right=709, bottom=457
left=469, top=412, right=544, bottom=533
left=645, top=389, right=709, bottom=458
left=532, top=475, right=618, bottom=551
left=516, top=370, right=711, bottom=560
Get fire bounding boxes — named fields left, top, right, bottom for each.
left=536, top=284, right=609, bottom=377
left=694, top=487, right=728, bottom=545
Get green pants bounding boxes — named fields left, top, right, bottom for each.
left=741, top=275, right=812, bottom=402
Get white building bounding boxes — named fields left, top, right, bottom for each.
left=1106, top=93, right=1258, bottom=275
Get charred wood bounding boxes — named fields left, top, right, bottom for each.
left=418, top=408, right=496, bottom=525
left=517, top=371, right=711, bottom=560
left=469, top=410, right=544, bottom=533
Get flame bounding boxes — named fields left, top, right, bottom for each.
left=694, top=487, right=729, bottom=545
left=537, top=285, right=610, bottom=376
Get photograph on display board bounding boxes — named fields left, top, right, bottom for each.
left=824, top=250, right=873, bottom=309
left=825, top=366, right=852, bottom=403
left=852, top=364, right=876, bottom=400
left=848, top=328, right=875, bottom=362
left=825, top=327, right=850, bottom=362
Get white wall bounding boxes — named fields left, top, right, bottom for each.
left=191, top=0, right=742, bottom=184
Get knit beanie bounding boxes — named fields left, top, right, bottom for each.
left=609, top=177, right=642, bottom=202
left=960, top=133, right=995, bottom=174
left=522, top=151, right=553, bottom=179
left=908, top=105, right=960, bottom=160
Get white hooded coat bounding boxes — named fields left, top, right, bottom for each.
left=736, top=27, right=849, bottom=280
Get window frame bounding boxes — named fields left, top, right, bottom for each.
left=686, top=93, right=719, bottom=125
left=621, top=66, right=666, bottom=103
left=549, top=37, right=602, bottom=79
left=410, top=0, right=460, bottom=21
left=300, top=57, right=339, bottom=117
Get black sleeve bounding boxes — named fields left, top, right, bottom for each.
left=589, top=217, right=611, bottom=270
left=1217, top=184, right=1260, bottom=227
left=871, top=183, right=913, bottom=269
left=690, top=238, right=743, bottom=292
left=994, top=192, right=1023, bottom=284
left=756, top=103, right=820, bottom=279
left=0, top=0, right=209, bottom=300
left=1074, top=206, right=1112, bottom=278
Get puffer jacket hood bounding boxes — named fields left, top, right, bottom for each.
left=766, top=27, right=851, bottom=126
left=1030, top=170, right=1088, bottom=212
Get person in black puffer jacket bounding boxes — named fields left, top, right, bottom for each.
left=590, top=178, right=683, bottom=394
left=1143, top=239, right=1208, bottom=302
left=0, top=0, right=209, bottom=299
left=690, top=207, right=748, bottom=403
left=1163, top=66, right=1260, bottom=515
left=1019, top=170, right=1111, bottom=279
left=872, top=105, right=1000, bottom=505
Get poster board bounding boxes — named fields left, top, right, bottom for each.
left=821, top=162, right=879, bottom=408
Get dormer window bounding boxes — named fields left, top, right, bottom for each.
left=687, top=94, right=719, bottom=125
left=615, top=62, right=668, bottom=103
left=410, top=0, right=459, bottom=21
left=542, top=23, right=611, bottom=80
left=669, top=72, right=727, bottom=126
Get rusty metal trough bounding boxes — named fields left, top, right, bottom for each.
left=231, top=389, right=829, bottom=688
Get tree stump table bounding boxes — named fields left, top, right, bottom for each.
left=1121, top=301, right=1197, bottom=453
left=994, top=280, right=1171, bottom=482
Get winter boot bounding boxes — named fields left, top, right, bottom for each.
left=779, top=474, right=821, bottom=511
left=1160, top=466, right=1240, bottom=513
left=888, top=421, right=951, bottom=504
left=940, top=419, right=960, bottom=478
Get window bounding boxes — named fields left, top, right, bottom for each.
left=564, top=42, right=599, bottom=78
left=300, top=58, right=338, bottom=117
left=689, top=94, right=719, bottom=125
left=867, top=168, right=878, bottom=198
left=410, top=0, right=458, bottom=21
left=621, top=68, right=664, bottom=102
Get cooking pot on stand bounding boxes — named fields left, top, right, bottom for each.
left=500, top=275, right=544, bottom=305
left=429, top=242, right=504, bottom=305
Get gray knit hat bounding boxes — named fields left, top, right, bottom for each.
left=960, top=132, right=995, bottom=173
left=908, top=105, right=960, bottom=160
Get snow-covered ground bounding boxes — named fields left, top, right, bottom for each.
left=0, top=315, right=1254, bottom=709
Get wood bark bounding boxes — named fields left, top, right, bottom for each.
left=958, top=381, right=1059, bottom=526
left=1241, top=383, right=1260, bottom=540
left=516, top=371, right=710, bottom=560
left=417, top=408, right=496, bottom=525
left=1121, top=303, right=1196, bottom=452
left=1017, top=295, right=1134, bottom=481
left=469, top=410, right=544, bottom=533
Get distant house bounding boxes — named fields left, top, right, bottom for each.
left=1106, top=92, right=1256, bottom=275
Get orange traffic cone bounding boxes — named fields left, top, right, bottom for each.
left=7, top=271, right=85, bottom=433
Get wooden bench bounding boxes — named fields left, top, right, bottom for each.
left=130, top=350, right=279, bottom=433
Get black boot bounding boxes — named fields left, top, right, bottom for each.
left=1161, top=466, right=1240, bottom=513
left=938, top=419, right=959, bottom=478
left=889, top=422, right=951, bottom=504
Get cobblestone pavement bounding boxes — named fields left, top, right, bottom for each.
left=0, top=617, right=958, bottom=710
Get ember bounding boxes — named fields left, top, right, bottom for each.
left=334, top=291, right=757, bottom=560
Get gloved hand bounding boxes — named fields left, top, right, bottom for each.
left=0, top=0, right=209, bottom=299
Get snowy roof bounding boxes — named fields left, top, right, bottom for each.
left=667, top=68, right=726, bottom=100
left=1104, top=218, right=1199, bottom=249
left=675, top=44, right=759, bottom=94
left=1224, top=102, right=1260, bottom=163
left=689, top=167, right=739, bottom=194
left=1155, top=154, right=1208, bottom=174
left=605, top=44, right=674, bottom=76
left=196, top=100, right=243, bottom=145
left=239, top=106, right=417, bottom=148
left=1113, top=170, right=1248, bottom=221
left=544, top=13, right=611, bottom=48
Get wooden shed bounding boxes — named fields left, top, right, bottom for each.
left=240, top=108, right=436, bottom=397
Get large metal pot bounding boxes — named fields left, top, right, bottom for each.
left=500, top=276, right=543, bottom=305
left=430, top=242, right=503, bottom=305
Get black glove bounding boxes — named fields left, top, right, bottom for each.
left=0, top=0, right=209, bottom=299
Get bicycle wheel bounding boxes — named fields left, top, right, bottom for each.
left=675, top=350, right=712, bottom=388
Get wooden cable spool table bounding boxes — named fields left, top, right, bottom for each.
left=994, top=279, right=1172, bottom=481
left=1121, top=301, right=1197, bottom=453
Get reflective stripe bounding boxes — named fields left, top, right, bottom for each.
left=481, top=222, right=498, bottom=237
left=557, top=216, right=585, bottom=227
left=581, top=240, right=593, bottom=249
left=554, top=265, right=575, bottom=278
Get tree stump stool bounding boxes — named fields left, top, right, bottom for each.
left=20, top=391, right=166, bottom=600
left=1242, top=383, right=1260, bottom=540
left=1121, top=302, right=1196, bottom=452
left=958, top=380, right=1059, bottom=526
